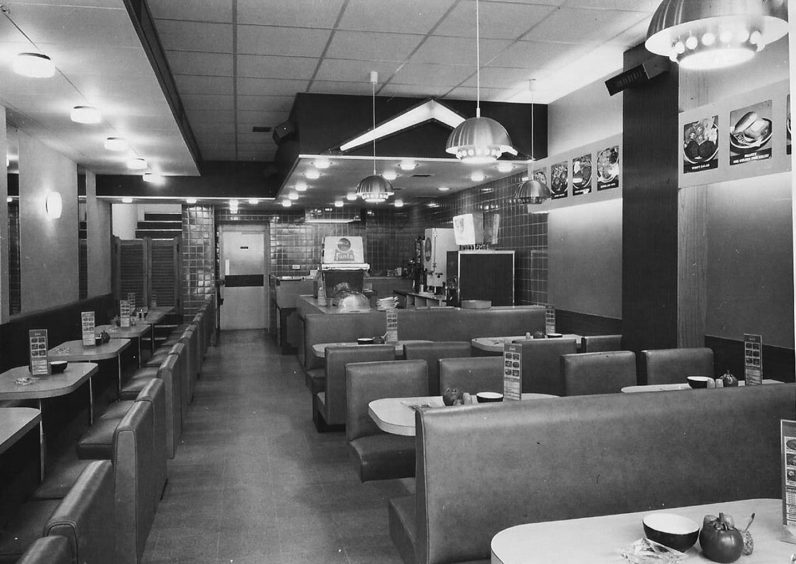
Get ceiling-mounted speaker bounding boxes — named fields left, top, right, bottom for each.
left=272, top=121, right=295, bottom=144
left=605, top=56, right=668, bottom=96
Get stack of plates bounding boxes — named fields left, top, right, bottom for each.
left=377, top=297, right=398, bottom=311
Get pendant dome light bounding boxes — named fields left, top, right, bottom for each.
left=645, top=0, right=788, bottom=71
left=446, top=0, right=516, bottom=164
left=356, top=71, right=394, bottom=203
left=515, top=80, right=550, bottom=205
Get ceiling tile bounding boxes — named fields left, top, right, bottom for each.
left=443, top=86, right=515, bottom=102
left=461, top=66, right=535, bottom=88
left=154, top=20, right=233, bottom=53
left=237, top=77, right=309, bottom=97
left=563, top=0, right=659, bottom=12
left=199, top=132, right=235, bottom=145
left=237, top=110, right=291, bottom=125
left=488, top=39, right=591, bottom=69
left=175, top=75, right=234, bottom=96
left=237, top=95, right=295, bottom=112
left=166, top=51, right=234, bottom=76
left=237, top=0, right=345, bottom=28
left=523, top=7, right=646, bottom=44
left=390, top=62, right=473, bottom=87
left=606, top=18, right=651, bottom=48
left=237, top=134, right=274, bottom=145
left=410, top=36, right=511, bottom=66
left=325, top=31, right=424, bottom=62
left=435, top=1, right=557, bottom=39
left=201, top=146, right=237, bottom=159
left=307, top=80, right=375, bottom=95
left=314, top=59, right=402, bottom=83
left=191, top=121, right=236, bottom=135
left=377, top=84, right=451, bottom=98
left=187, top=109, right=236, bottom=123
left=12, top=4, right=140, bottom=49
left=55, top=46, right=153, bottom=78
left=237, top=25, right=331, bottom=57
left=148, top=0, right=233, bottom=22
left=338, top=0, right=456, bottom=34
left=237, top=54, right=318, bottom=80
left=182, top=94, right=236, bottom=111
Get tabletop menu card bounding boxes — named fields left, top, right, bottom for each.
left=744, top=333, right=763, bottom=385
left=120, top=299, right=131, bottom=328
left=28, top=329, right=50, bottom=376
left=781, top=419, right=796, bottom=543
left=545, top=305, right=556, bottom=334
left=503, top=343, right=521, bottom=401
left=81, top=311, right=95, bottom=346
left=127, top=292, right=136, bottom=309
left=385, top=308, right=398, bottom=343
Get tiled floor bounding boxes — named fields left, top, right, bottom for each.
left=142, top=330, right=411, bottom=564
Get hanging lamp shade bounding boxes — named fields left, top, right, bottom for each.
left=356, top=174, right=393, bottom=203
left=446, top=115, right=518, bottom=164
left=645, top=0, right=788, bottom=70
left=515, top=176, right=550, bottom=205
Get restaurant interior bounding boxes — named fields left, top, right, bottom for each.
left=1, top=0, right=796, bottom=563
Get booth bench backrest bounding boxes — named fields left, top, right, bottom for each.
left=415, top=384, right=796, bottom=564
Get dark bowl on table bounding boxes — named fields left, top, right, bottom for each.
left=49, top=361, right=68, bottom=374
left=476, top=392, right=503, bottom=403
left=95, top=337, right=103, bottom=346
left=687, top=376, right=712, bottom=389
left=642, top=513, right=699, bottom=552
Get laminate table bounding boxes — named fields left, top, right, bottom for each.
left=96, top=323, right=151, bottom=367
left=0, top=363, right=97, bottom=480
left=471, top=334, right=582, bottom=353
left=49, top=339, right=131, bottom=397
left=621, top=379, right=784, bottom=393
left=139, top=307, right=174, bottom=355
left=491, top=498, right=791, bottom=563
left=369, top=393, right=558, bottom=436
left=312, top=340, right=432, bottom=359
left=0, top=407, right=41, bottom=455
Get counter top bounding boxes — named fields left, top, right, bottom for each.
left=297, top=295, right=546, bottom=316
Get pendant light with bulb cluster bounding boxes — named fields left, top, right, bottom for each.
left=645, top=0, right=788, bottom=71
left=356, top=71, right=394, bottom=203
left=445, top=0, right=516, bottom=164
left=515, top=80, right=550, bottom=205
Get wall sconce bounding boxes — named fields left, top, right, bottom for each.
left=45, top=192, right=62, bottom=219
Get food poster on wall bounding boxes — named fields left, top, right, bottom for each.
left=787, top=94, right=791, bottom=155
left=781, top=420, right=796, bottom=542
left=550, top=161, right=568, bottom=199
left=571, top=154, right=592, bottom=195
left=596, top=145, right=620, bottom=190
left=729, top=100, right=772, bottom=165
left=532, top=168, right=548, bottom=192
left=683, top=116, right=718, bottom=173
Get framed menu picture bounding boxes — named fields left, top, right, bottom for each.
left=683, top=116, right=719, bottom=173
left=729, top=100, right=772, bottom=165
left=596, top=145, right=620, bottom=190
left=550, top=161, right=568, bottom=199
left=571, top=154, right=592, bottom=195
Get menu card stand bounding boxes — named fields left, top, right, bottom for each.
left=385, top=309, right=398, bottom=343
left=545, top=305, right=556, bottom=335
left=120, top=300, right=131, bottom=328
left=81, top=311, right=95, bottom=346
left=29, top=329, right=50, bottom=376
left=744, top=333, right=763, bottom=385
left=503, top=343, right=521, bottom=401
left=781, top=419, right=796, bottom=543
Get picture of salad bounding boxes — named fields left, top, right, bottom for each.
left=683, top=117, right=718, bottom=164
left=550, top=162, right=568, bottom=199
left=596, top=146, right=620, bottom=190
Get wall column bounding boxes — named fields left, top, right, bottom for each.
left=0, top=107, right=7, bottom=322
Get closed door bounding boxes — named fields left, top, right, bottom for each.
left=220, top=228, right=266, bottom=330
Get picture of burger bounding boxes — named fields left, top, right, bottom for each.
left=729, top=100, right=773, bottom=165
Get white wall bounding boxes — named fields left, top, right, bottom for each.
left=0, top=107, right=7, bottom=321
left=112, top=203, right=182, bottom=239
left=86, top=171, right=112, bottom=297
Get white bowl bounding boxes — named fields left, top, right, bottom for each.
left=476, top=391, right=503, bottom=403
left=642, top=513, right=699, bottom=552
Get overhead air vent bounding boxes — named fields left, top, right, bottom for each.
left=411, top=173, right=432, bottom=178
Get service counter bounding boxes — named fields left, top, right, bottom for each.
left=270, top=276, right=315, bottom=354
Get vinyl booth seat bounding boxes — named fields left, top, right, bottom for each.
left=388, top=383, right=796, bottom=564
left=346, top=360, right=428, bottom=482
left=561, top=350, right=637, bottom=395
left=403, top=341, right=472, bottom=396
left=438, top=357, right=503, bottom=395
left=642, top=347, right=715, bottom=385
left=581, top=334, right=623, bottom=353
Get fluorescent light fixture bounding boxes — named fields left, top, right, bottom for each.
left=394, top=199, right=404, bottom=208
left=13, top=52, right=55, bottom=78
left=295, top=181, right=308, bottom=192
left=471, top=171, right=485, bottom=182
left=281, top=199, right=292, bottom=207
left=288, top=192, right=299, bottom=200
left=142, top=172, right=164, bottom=185
left=334, top=200, right=344, bottom=208
left=121, top=197, right=133, bottom=204
left=186, top=198, right=197, bottom=204
left=70, top=105, right=101, bottom=124
left=346, top=192, right=357, bottom=201
left=399, top=160, right=416, bottom=171
left=382, top=170, right=398, bottom=181
left=497, top=162, right=514, bottom=173
left=427, top=201, right=439, bottom=208
left=248, top=199, right=259, bottom=205
left=313, top=158, right=331, bottom=169
left=104, top=137, right=128, bottom=152
left=339, top=99, right=465, bottom=152
left=438, top=186, right=451, bottom=192
left=229, top=199, right=239, bottom=214
left=305, top=168, right=320, bottom=180
left=127, top=157, right=147, bottom=170
left=305, top=218, right=356, bottom=224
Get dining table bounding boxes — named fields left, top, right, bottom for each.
left=621, top=379, right=784, bottom=393
left=369, top=393, right=558, bottom=436
left=138, top=306, right=174, bottom=355
left=490, top=498, right=792, bottom=563
left=471, top=334, right=583, bottom=354
left=48, top=339, right=131, bottom=397
left=95, top=323, right=152, bottom=367
left=0, top=407, right=41, bottom=456
left=0, top=363, right=98, bottom=480
left=311, top=339, right=432, bottom=359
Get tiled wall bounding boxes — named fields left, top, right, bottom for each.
left=182, top=205, right=215, bottom=318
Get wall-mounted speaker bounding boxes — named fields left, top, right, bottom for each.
left=272, top=121, right=295, bottom=144
left=605, top=56, right=669, bottom=96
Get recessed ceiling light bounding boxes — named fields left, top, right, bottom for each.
left=438, top=186, right=450, bottom=192
left=288, top=192, right=299, bottom=200
left=382, top=170, right=397, bottom=181
left=394, top=199, right=404, bottom=208
left=399, top=160, right=416, bottom=171
left=142, top=172, right=164, bottom=185
left=313, top=158, right=331, bottom=169
left=6, top=196, right=12, bottom=203
left=305, top=168, right=320, bottom=180
left=471, top=171, right=485, bottom=182
left=497, top=162, right=513, bottom=173
left=104, top=137, right=128, bottom=152
left=281, top=199, right=292, bottom=207
left=295, top=181, right=308, bottom=192
left=13, top=52, right=55, bottom=78
left=186, top=198, right=197, bottom=204
left=127, top=157, right=148, bottom=170
left=248, top=198, right=259, bottom=205
left=427, top=201, right=439, bottom=208
left=346, top=192, right=357, bottom=201
left=70, top=106, right=101, bottom=124
left=121, top=197, right=133, bottom=204
left=334, top=200, right=343, bottom=208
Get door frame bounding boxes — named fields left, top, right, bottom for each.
left=218, top=223, right=269, bottom=331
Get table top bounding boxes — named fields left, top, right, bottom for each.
left=312, top=340, right=432, bottom=359
left=472, top=334, right=582, bottom=352
left=369, top=393, right=558, bottom=436
left=96, top=324, right=151, bottom=339
left=140, top=307, right=173, bottom=325
left=491, top=498, right=790, bottom=563
left=622, top=379, right=784, bottom=393
left=0, top=407, right=41, bottom=455
left=0, top=363, right=98, bottom=400
left=49, top=339, right=131, bottom=361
